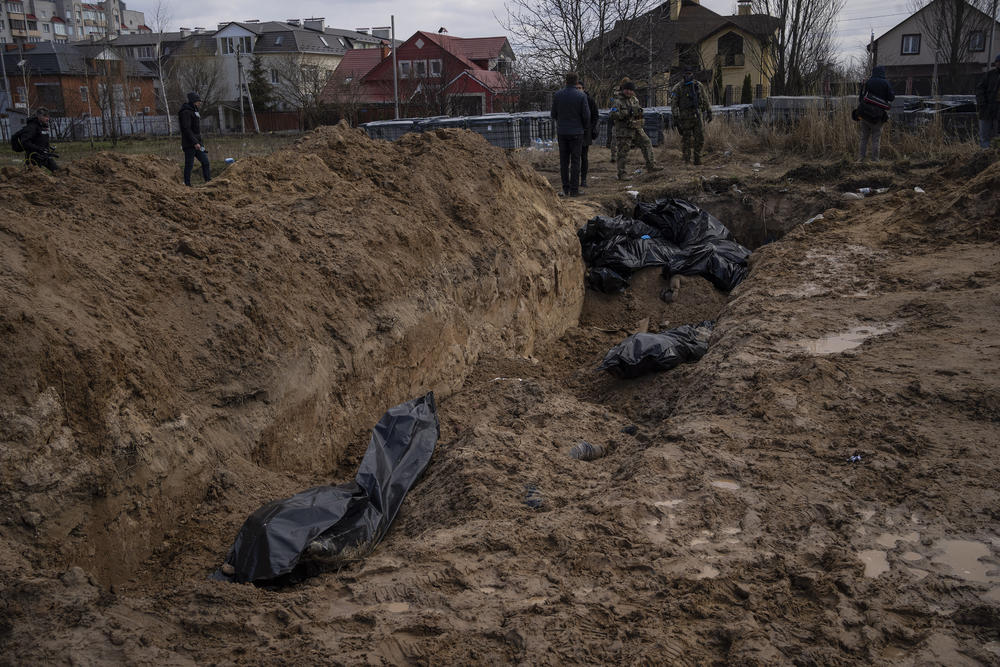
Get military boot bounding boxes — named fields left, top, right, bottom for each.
left=646, top=163, right=662, bottom=172
left=692, top=152, right=702, bottom=165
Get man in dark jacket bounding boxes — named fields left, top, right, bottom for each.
left=19, top=107, right=59, bottom=172
left=857, top=65, right=895, bottom=161
left=550, top=71, right=590, bottom=196
left=975, top=54, right=1000, bottom=149
left=576, top=79, right=599, bottom=188
left=178, top=92, right=211, bottom=186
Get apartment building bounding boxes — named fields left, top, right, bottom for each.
left=0, top=0, right=147, bottom=46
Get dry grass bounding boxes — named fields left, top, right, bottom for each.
left=659, top=106, right=978, bottom=162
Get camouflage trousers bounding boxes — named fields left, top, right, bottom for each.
left=614, top=130, right=654, bottom=177
left=676, top=117, right=704, bottom=162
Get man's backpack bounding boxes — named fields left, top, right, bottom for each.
left=858, top=86, right=891, bottom=123
left=10, top=126, right=27, bottom=153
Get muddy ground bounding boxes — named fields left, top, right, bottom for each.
left=1, top=126, right=998, bottom=665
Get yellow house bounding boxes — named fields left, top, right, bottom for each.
left=583, top=0, right=779, bottom=105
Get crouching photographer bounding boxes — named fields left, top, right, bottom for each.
left=17, top=108, right=60, bottom=172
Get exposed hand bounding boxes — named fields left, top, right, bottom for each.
left=195, top=143, right=202, bottom=151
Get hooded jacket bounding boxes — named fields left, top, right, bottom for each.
left=861, top=66, right=895, bottom=106
left=178, top=102, right=203, bottom=149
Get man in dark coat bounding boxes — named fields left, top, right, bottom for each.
left=19, top=107, right=59, bottom=172
left=975, top=54, right=1000, bottom=149
left=857, top=65, right=895, bottom=161
left=550, top=71, right=591, bottom=196
left=178, top=92, right=211, bottom=186
left=576, top=79, right=599, bottom=188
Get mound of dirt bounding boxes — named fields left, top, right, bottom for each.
left=0, top=123, right=582, bottom=592
left=3, top=134, right=999, bottom=664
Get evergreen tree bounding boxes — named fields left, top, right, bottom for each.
left=248, top=55, right=275, bottom=112
left=712, top=59, right=723, bottom=104
left=741, top=73, right=753, bottom=104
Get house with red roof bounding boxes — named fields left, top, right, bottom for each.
left=322, top=30, right=517, bottom=122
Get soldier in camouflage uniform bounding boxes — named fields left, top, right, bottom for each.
left=609, top=79, right=661, bottom=180
left=669, top=69, right=712, bottom=165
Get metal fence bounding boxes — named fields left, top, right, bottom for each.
left=361, top=95, right=980, bottom=151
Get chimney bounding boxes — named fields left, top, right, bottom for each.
left=738, top=0, right=751, bottom=16
left=179, top=26, right=190, bottom=37
left=372, top=26, right=391, bottom=39
left=303, top=17, right=325, bottom=32
left=286, top=19, right=301, bottom=27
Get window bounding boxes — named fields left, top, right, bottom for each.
left=43, top=23, right=50, bottom=32
left=901, top=34, right=920, bottom=55
left=969, top=30, right=985, bottom=52
left=221, top=35, right=253, bottom=54
left=319, top=36, right=329, bottom=47
left=414, top=59, right=427, bottom=78
left=7, top=2, right=21, bottom=12
left=17, top=86, right=26, bottom=102
left=135, top=46, right=152, bottom=58
left=430, top=59, right=442, bottom=77
left=274, top=35, right=283, bottom=46
left=132, top=87, right=141, bottom=100
left=271, top=69, right=280, bottom=84
left=399, top=60, right=410, bottom=78
left=80, top=85, right=88, bottom=102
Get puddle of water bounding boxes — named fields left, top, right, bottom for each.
left=654, top=499, right=684, bottom=509
left=900, top=551, right=924, bottom=563
left=931, top=539, right=998, bottom=583
left=905, top=567, right=929, bottom=580
left=383, top=602, right=410, bottom=613
left=859, top=550, right=890, bottom=578
left=695, top=565, right=720, bottom=580
left=711, top=479, right=740, bottom=491
left=722, top=527, right=742, bottom=536
left=690, top=537, right=710, bottom=547
left=859, top=509, right=876, bottom=522
left=876, top=531, right=920, bottom=549
left=479, top=587, right=497, bottom=594
left=798, top=323, right=898, bottom=355
left=983, top=587, right=1000, bottom=603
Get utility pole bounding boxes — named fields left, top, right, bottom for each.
left=392, top=15, right=399, bottom=119
left=237, top=46, right=246, bottom=133
left=648, top=14, right=654, bottom=106
left=237, top=48, right=260, bottom=133
left=1, top=47, right=10, bottom=141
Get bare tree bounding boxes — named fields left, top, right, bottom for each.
left=747, top=0, right=845, bottom=95
left=271, top=53, right=337, bottom=129
left=170, top=41, right=225, bottom=120
left=908, top=0, right=995, bottom=95
left=151, top=0, right=174, bottom=134
left=498, top=0, right=660, bottom=99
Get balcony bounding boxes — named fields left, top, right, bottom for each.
left=717, top=53, right=746, bottom=68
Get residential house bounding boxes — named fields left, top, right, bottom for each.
left=322, top=30, right=517, bottom=121
left=1, top=40, right=156, bottom=117
left=169, top=18, right=383, bottom=131
left=581, top=0, right=779, bottom=105
left=870, top=0, right=1000, bottom=95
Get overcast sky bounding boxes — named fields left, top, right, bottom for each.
left=162, top=0, right=922, bottom=64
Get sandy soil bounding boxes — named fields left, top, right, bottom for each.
left=1, top=126, right=998, bottom=665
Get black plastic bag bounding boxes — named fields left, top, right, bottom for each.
left=213, top=392, right=439, bottom=584
left=587, top=267, right=630, bottom=293
left=579, top=198, right=750, bottom=293
left=598, top=322, right=713, bottom=378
